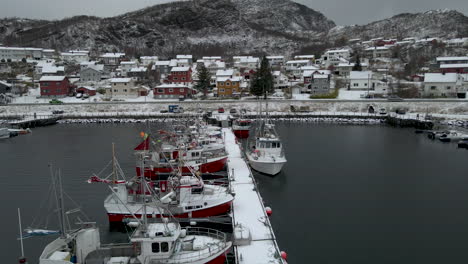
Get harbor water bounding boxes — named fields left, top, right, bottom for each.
left=2, top=122, right=468, bottom=263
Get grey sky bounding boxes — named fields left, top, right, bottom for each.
left=1, top=0, right=467, bottom=25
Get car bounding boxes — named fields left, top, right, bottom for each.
left=52, top=110, right=64, bottom=114
left=218, top=107, right=225, bottom=113
left=230, top=108, right=237, bottom=114
left=160, top=110, right=169, bottom=113
left=396, top=108, right=406, bottom=115
left=49, top=99, right=63, bottom=105
left=379, top=108, right=387, bottom=115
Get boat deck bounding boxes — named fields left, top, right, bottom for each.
left=223, top=128, right=285, bottom=264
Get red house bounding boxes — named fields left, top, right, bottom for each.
left=39, top=76, right=71, bottom=98
left=76, top=86, right=97, bottom=96
left=153, top=84, right=196, bottom=99
left=167, top=67, right=192, bottom=85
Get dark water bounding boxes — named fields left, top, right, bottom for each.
left=2, top=123, right=468, bottom=263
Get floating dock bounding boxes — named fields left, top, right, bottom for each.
left=223, top=128, right=286, bottom=264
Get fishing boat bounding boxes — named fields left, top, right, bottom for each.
left=246, top=102, right=286, bottom=175
left=33, top=166, right=232, bottom=264
left=438, top=131, right=468, bottom=142
left=0, top=127, right=10, bottom=139
left=232, top=119, right=252, bottom=139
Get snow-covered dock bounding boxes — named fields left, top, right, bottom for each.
left=223, top=128, right=286, bottom=264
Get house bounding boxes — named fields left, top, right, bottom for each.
left=0, top=80, right=12, bottom=94
left=349, top=71, right=373, bottom=90
left=336, top=62, right=369, bottom=77
left=266, top=56, right=285, bottom=66
left=80, top=66, right=103, bottom=82
left=445, top=38, right=468, bottom=48
left=216, top=76, right=242, bottom=97
left=285, top=60, right=312, bottom=76
left=233, top=57, right=259, bottom=70
left=128, top=67, right=147, bottom=81
left=153, top=61, right=171, bottom=76
left=100, top=53, right=126, bottom=66
left=106, top=78, right=149, bottom=98
left=320, top=49, right=351, bottom=68
left=140, top=56, right=159, bottom=66
left=364, top=46, right=392, bottom=59
left=308, top=73, right=331, bottom=95
left=61, top=51, right=89, bottom=63
left=76, top=86, right=97, bottom=96
left=176, top=55, right=193, bottom=64
left=120, top=61, right=138, bottom=77
left=39, top=76, right=71, bottom=98
left=423, top=73, right=462, bottom=97
left=440, top=64, right=468, bottom=74
left=42, top=49, right=56, bottom=58
left=272, top=71, right=288, bottom=89
left=153, top=84, right=195, bottom=99
left=293, top=55, right=315, bottom=63
left=167, top=67, right=192, bottom=85
left=206, top=61, right=226, bottom=75
left=0, top=46, right=43, bottom=61
left=41, top=65, right=65, bottom=76
left=216, top=69, right=235, bottom=78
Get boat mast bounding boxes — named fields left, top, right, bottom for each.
left=58, top=170, right=67, bottom=238
left=50, top=165, right=66, bottom=239
left=112, top=143, right=116, bottom=184
left=140, top=155, right=148, bottom=231
left=17, top=208, right=27, bottom=264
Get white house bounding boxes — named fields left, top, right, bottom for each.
left=285, top=60, right=312, bottom=76
left=176, top=55, right=193, bottom=64
left=423, top=73, right=463, bottom=97
left=0, top=47, right=43, bottom=61
left=100, top=53, right=125, bottom=66
left=364, top=46, right=392, bottom=59
left=105, top=78, right=149, bottom=98
left=120, top=61, right=138, bottom=77
left=293, top=55, right=315, bottom=63
left=233, top=56, right=259, bottom=70
left=349, top=71, right=373, bottom=90
left=266, top=56, right=285, bottom=66
left=321, top=49, right=351, bottom=68
left=61, top=51, right=89, bottom=63
left=140, top=56, right=159, bottom=66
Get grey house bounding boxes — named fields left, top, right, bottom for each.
left=80, top=67, right=102, bottom=82
left=309, top=74, right=331, bottom=95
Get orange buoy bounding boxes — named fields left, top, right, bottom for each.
left=265, top=206, right=272, bottom=216
left=280, top=251, right=287, bottom=260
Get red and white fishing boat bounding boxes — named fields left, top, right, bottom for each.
left=232, top=119, right=252, bottom=139
left=135, top=136, right=228, bottom=178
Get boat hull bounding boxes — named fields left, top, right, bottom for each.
left=136, top=156, right=228, bottom=179
left=107, top=201, right=232, bottom=223
left=233, top=129, right=250, bottom=139
left=247, top=156, right=286, bottom=176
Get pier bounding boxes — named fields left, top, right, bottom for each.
left=223, top=128, right=286, bottom=264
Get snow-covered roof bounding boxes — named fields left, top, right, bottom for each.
left=273, top=71, right=281, bottom=76
left=77, top=86, right=96, bottom=91
left=42, top=65, right=64, bottom=73
left=80, top=61, right=96, bottom=66
left=155, top=61, right=170, bottom=66
left=140, top=56, right=158, bottom=60
left=300, top=65, right=319, bottom=71
left=110, top=78, right=132, bottom=83
left=39, top=76, right=66, bottom=82
left=365, top=46, right=390, bottom=51
left=202, top=56, right=222, bottom=60
left=130, top=67, right=147, bottom=72
left=0, top=80, right=12, bottom=87
left=216, top=69, right=234, bottom=76
left=313, top=74, right=329, bottom=79
left=88, top=64, right=104, bottom=71
left=440, top=64, right=468, bottom=69
left=100, top=53, right=125, bottom=58
left=156, top=84, right=189, bottom=88
left=350, top=71, right=372, bottom=80
left=216, top=76, right=242, bottom=82
left=267, top=56, right=284, bottom=59
left=294, top=55, right=314, bottom=59
left=286, top=60, right=310, bottom=64
left=424, top=73, right=458, bottom=83
left=326, top=49, right=350, bottom=53
left=176, top=55, right=192, bottom=59
left=171, top=66, right=190, bottom=72
left=436, top=57, right=468, bottom=62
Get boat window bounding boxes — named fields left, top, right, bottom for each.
left=152, top=242, right=160, bottom=253
left=161, top=242, right=169, bottom=252
left=191, top=185, right=203, bottom=194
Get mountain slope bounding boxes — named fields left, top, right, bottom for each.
left=328, top=9, right=468, bottom=41
left=0, top=0, right=335, bottom=56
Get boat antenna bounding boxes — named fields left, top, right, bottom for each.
left=112, top=143, right=116, bottom=185
left=17, top=208, right=27, bottom=264
left=141, top=154, right=148, bottom=232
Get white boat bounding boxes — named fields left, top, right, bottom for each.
left=246, top=102, right=286, bottom=175
left=0, top=127, right=10, bottom=139
left=439, top=131, right=468, bottom=142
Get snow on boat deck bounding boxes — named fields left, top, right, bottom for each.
left=223, top=128, right=285, bottom=264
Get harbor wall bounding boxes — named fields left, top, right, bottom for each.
left=1, top=101, right=468, bottom=116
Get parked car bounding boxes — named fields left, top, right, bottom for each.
left=379, top=108, right=387, bottom=115
left=396, top=108, right=406, bottom=115
left=218, top=107, right=225, bottom=113
left=160, top=109, right=168, bottom=113
left=52, top=110, right=64, bottom=114
left=49, top=99, right=63, bottom=105
left=230, top=108, right=237, bottom=114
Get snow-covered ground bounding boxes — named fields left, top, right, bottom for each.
left=337, top=88, right=366, bottom=100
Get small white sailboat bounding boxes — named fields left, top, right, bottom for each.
left=246, top=102, right=286, bottom=175
left=0, top=127, right=11, bottom=139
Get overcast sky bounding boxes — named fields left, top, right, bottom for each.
left=1, top=0, right=467, bottom=25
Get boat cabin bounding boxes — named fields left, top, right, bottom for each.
left=131, top=222, right=181, bottom=262
left=256, top=138, right=282, bottom=149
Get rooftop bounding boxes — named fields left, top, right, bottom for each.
left=424, top=73, right=458, bottom=83
left=39, top=76, right=66, bottom=82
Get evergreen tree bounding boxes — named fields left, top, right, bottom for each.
left=352, top=54, right=362, bottom=71
left=250, top=56, right=274, bottom=99
left=194, top=64, right=211, bottom=97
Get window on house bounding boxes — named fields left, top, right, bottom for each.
left=114, top=89, right=118, bottom=92
left=353, top=83, right=358, bottom=87
left=181, top=77, right=186, bottom=80
left=173, top=77, right=178, bottom=80
left=220, top=89, right=225, bottom=92
left=220, top=82, right=224, bottom=86
left=225, top=82, right=230, bottom=86
left=430, top=86, right=436, bottom=90
left=446, top=86, right=451, bottom=90
left=180, top=88, right=184, bottom=92
left=169, top=89, right=173, bottom=92
left=161, top=242, right=169, bottom=252
left=123, top=89, right=127, bottom=92
left=152, top=243, right=160, bottom=253
left=43, top=82, right=49, bottom=86
left=157, top=89, right=163, bottom=93
left=114, top=83, right=116, bottom=86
